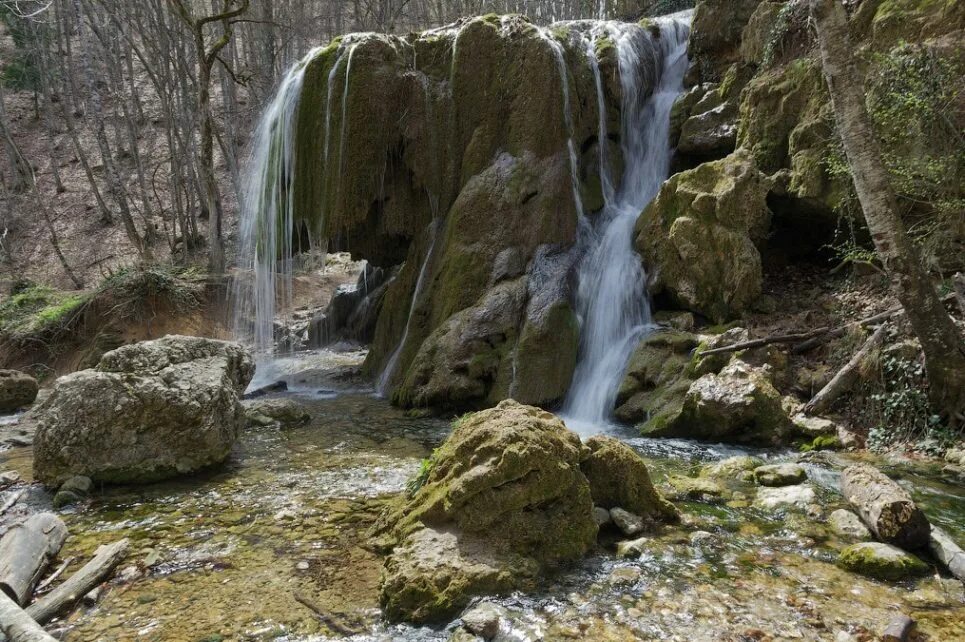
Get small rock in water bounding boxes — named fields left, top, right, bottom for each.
left=616, top=536, right=649, bottom=559
left=753, top=484, right=816, bottom=511
left=837, top=542, right=929, bottom=581
left=753, top=463, right=806, bottom=487
left=116, top=565, right=142, bottom=583
left=607, top=566, right=642, bottom=586
left=243, top=380, right=288, bottom=399
left=295, top=560, right=310, bottom=571
left=460, top=601, right=507, bottom=640
left=689, top=530, right=715, bottom=545
left=142, top=549, right=162, bottom=568
left=829, top=509, right=872, bottom=540
left=0, top=470, right=21, bottom=488
left=592, top=506, right=612, bottom=527
left=610, top=507, right=645, bottom=536
left=53, top=475, right=93, bottom=508
left=881, top=614, right=915, bottom=642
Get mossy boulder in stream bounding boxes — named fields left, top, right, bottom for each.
left=838, top=542, right=929, bottom=581
left=580, top=436, right=680, bottom=523
left=634, top=150, right=772, bottom=323
left=373, top=400, right=599, bottom=623
left=33, top=336, right=254, bottom=486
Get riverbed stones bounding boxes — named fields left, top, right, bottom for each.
left=828, top=509, right=872, bottom=541
left=244, top=398, right=311, bottom=427
left=52, top=475, right=93, bottom=508
left=837, top=542, right=929, bottom=581
left=700, top=455, right=762, bottom=481
left=753, top=463, right=806, bottom=487
left=754, top=484, right=816, bottom=511
left=840, top=464, right=930, bottom=550
left=0, top=370, right=39, bottom=412
left=32, top=335, right=255, bottom=486
left=610, top=508, right=646, bottom=537
left=373, top=401, right=599, bottom=623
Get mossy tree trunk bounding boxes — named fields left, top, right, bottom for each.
left=809, top=0, right=965, bottom=426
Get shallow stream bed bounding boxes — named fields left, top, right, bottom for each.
left=1, top=360, right=963, bottom=642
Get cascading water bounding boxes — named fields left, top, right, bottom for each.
left=562, top=14, right=691, bottom=433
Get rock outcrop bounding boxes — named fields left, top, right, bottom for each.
left=33, top=336, right=254, bottom=486
left=635, top=150, right=772, bottom=323
left=373, top=400, right=674, bottom=623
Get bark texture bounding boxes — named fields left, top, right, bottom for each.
left=840, top=464, right=930, bottom=550
left=0, top=514, right=68, bottom=605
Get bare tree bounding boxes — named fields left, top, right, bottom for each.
left=809, top=0, right=965, bottom=425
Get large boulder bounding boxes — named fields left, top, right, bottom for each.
left=634, top=150, right=772, bottom=322
left=0, top=370, right=39, bottom=412
left=580, top=436, right=679, bottom=523
left=373, top=401, right=600, bottom=623
left=837, top=542, right=929, bottom=581
left=614, top=329, right=700, bottom=426
left=642, top=360, right=794, bottom=445
left=688, top=0, right=764, bottom=82
left=33, top=336, right=255, bottom=486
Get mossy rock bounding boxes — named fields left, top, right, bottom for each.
left=837, top=542, right=929, bottom=581
left=634, top=150, right=772, bottom=323
left=615, top=330, right=700, bottom=425
left=580, top=435, right=679, bottom=523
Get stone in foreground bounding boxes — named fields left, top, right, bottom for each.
left=828, top=509, right=872, bottom=541
left=837, top=542, right=929, bottom=581
left=374, top=400, right=678, bottom=623
left=33, top=335, right=254, bottom=486
left=0, top=370, right=39, bottom=413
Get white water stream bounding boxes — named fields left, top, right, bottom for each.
left=562, top=15, right=691, bottom=434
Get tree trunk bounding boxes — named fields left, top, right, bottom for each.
left=840, top=464, right=930, bottom=550
left=810, top=0, right=965, bottom=425
left=0, top=591, right=57, bottom=642
left=26, top=539, right=129, bottom=625
left=0, top=514, right=68, bottom=606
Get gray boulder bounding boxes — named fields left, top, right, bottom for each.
left=0, top=370, right=39, bottom=412
left=753, top=463, right=807, bottom=487
left=33, top=335, right=254, bottom=486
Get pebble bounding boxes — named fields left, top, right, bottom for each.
left=616, top=536, right=649, bottom=559
left=295, top=560, right=310, bottom=571
left=460, top=601, right=507, bottom=640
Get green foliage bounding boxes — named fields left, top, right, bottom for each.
left=867, top=355, right=951, bottom=452
left=762, top=1, right=807, bottom=68
left=405, top=449, right=438, bottom=497
left=799, top=435, right=842, bottom=452
left=0, top=285, right=89, bottom=341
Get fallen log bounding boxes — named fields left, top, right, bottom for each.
left=840, top=464, right=930, bottom=550
left=26, top=539, right=129, bottom=625
left=695, top=328, right=830, bottom=357
left=928, top=525, right=965, bottom=582
left=803, top=324, right=886, bottom=416
left=0, top=490, right=24, bottom=516
left=0, top=591, right=57, bottom=642
left=34, top=557, right=74, bottom=594
left=0, top=514, right=67, bottom=605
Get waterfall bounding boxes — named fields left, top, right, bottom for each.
left=562, top=15, right=691, bottom=433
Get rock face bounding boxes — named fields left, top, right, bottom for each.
left=33, top=336, right=254, bottom=486
left=840, top=464, right=930, bottom=550
left=837, top=542, right=929, bottom=581
left=0, top=370, right=39, bottom=412
left=373, top=401, right=598, bottom=623
left=635, top=150, right=772, bottom=323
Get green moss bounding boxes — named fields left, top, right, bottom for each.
left=800, top=435, right=842, bottom=452
left=837, top=542, right=929, bottom=581
left=0, top=285, right=91, bottom=342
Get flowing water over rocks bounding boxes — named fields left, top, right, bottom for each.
left=562, top=15, right=691, bottom=433
left=2, top=357, right=962, bottom=641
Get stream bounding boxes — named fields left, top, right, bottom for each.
left=1, top=351, right=963, bottom=641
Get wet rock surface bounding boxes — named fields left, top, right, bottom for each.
left=837, top=542, right=929, bottom=581
left=0, top=370, right=38, bottom=413
left=32, top=336, right=255, bottom=486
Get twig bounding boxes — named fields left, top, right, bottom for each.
left=35, top=556, right=75, bottom=593
left=292, top=591, right=359, bottom=636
